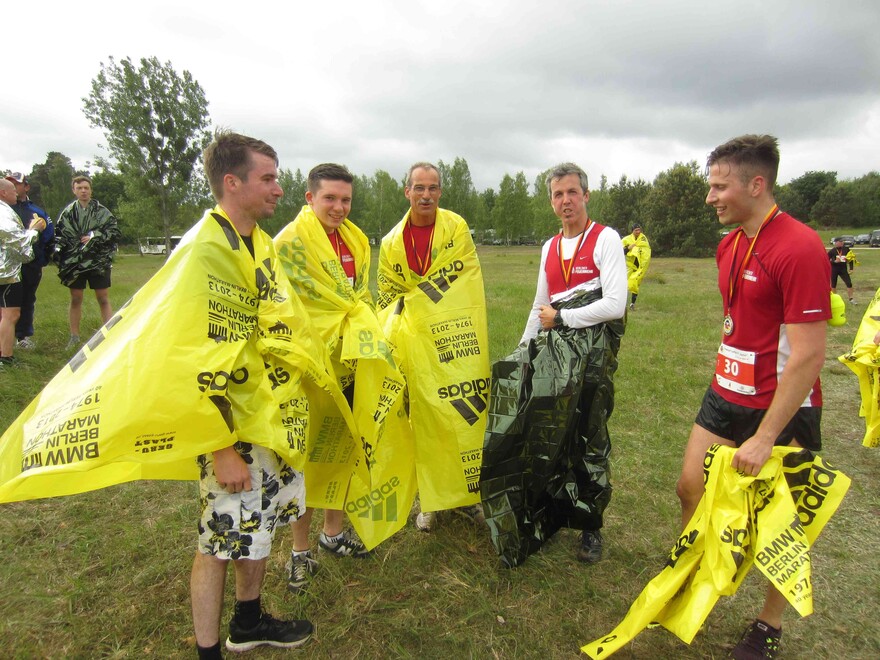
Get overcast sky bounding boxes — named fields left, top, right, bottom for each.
left=2, top=0, right=878, bottom=193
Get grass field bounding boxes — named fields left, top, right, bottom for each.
left=1, top=244, right=878, bottom=659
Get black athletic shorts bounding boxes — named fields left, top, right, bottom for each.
left=68, top=268, right=112, bottom=290
left=0, top=282, right=23, bottom=308
left=694, top=387, right=822, bottom=451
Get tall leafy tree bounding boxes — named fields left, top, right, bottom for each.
left=27, top=151, right=76, bottom=217
left=605, top=175, right=651, bottom=235
left=437, top=157, right=479, bottom=224
left=785, top=171, right=838, bottom=222
left=492, top=172, right=532, bottom=244
left=83, top=56, right=211, bottom=252
left=811, top=182, right=859, bottom=228
left=644, top=161, right=716, bottom=257
left=850, top=172, right=880, bottom=227
left=530, top=170, right=559, bottom=240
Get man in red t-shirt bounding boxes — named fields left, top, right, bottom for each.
left=676, top=135, right=830, bottom=659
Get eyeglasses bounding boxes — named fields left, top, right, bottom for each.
left=410, top=185, right=440, bottom=194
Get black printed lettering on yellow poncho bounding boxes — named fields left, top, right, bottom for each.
left=275, top=206, right=414, bottom=550
left=581, top=446, right=850, bottom=659
left=0, top=206, right=354, bottom=503
left=377, top=208, right=490, bottom=512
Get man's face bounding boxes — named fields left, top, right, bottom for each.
left=633, top=228, right=642, bottom=238
left=7, top=180, right=27, bottom=202
left=306, top=179, right=352, bottom=234
left=549, top=174, right=590, bottom=229
left=73, top=181, right=93, bottom=204
left=234, top=152, right=284, bottom=222
left=405, top=167, right=442, bottom=224
left=0, top=182, right=16, bottom=205
left=705, top=162, right=755, bottom=227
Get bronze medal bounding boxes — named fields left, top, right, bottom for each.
left=723, top=314, right=734, bottom=336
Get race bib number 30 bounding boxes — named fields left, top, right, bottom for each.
left=715, top=343, right=756, bottom=395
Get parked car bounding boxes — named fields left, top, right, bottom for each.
left=871, top=230, right=880, bottom=247
left=830, top=235, right=856, bottom=248
left=856, top=233, right=871, bottom=245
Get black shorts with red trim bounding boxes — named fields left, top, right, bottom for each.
left=694, top=387, right=822, bottom=451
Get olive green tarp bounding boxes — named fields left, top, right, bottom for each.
left=480, top=290, right=625, bottom=567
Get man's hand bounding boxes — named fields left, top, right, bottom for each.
left=731, top=435, right=774, bottom=476
left=28, top=217, right=46, bottom=232
left=539, top=305, right=558, bottom=329
left=80, top=233, right=93, bottom=245
left=212, top=446, right=252, bottom=493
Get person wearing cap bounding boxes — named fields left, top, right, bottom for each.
left=828, top=237, right=857, bottom=304
left=0, top=179, right=47, bottom=365
left=55, top=175, right=121, bottom=349
left=4, top=172, right=54, bottom=349
left=621, top=223, right=650, bottom=311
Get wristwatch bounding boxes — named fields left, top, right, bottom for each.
left=554, top=310, right=563, bottom=327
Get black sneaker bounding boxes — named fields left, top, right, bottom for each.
left=226, top=611, right=313, bottom=652
left=287, top=551, right=318, bottom=594
left=577, top=530, right=603, bottom=563
left=319, top=529, right=370, bottom=557
left=731, top=619, right=781, bottom=659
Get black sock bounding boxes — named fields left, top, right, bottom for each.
left=196, top=641, right=222, bottom=660
left=233, top=596, right=261, bottom=630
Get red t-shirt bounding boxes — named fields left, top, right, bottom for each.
left=329, top=231, right=356, bottom=285
left=403, top=221, right=434, bottom=275
left=712, top=211, right=831, bottom=408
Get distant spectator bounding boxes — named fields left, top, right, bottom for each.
left=5, top=172, right=54, bottom=349
left=55, top=175, right=121, bottom=349
left=0, top=179, right=46, bottom=365
left=828, top=237, right=857, bottom=304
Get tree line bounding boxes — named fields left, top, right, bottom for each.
left=13, top=57, right=880, bottom=258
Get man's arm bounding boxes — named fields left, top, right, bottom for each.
left=731, top=320, right=826, bottom=475
left=521, top=243, right=551, bottom=343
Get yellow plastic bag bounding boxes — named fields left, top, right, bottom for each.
left=0, top=208, right=352, bottom=503
left=377, top=209, right=490, bottom=511
left=582, top=445, right=850, bottom=658
left=621, top=233, right=651, bottom=295
left=275, top=206, right=416, bottom=549
left=839, top=287, right=880, bottom=447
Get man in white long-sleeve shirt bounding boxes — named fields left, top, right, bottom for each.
left=521, top=164, right=627, bottom=342
left=480, top=163, right=626, bottom=567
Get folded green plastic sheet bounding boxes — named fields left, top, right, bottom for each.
left=480, top=291, right=625, bottom=567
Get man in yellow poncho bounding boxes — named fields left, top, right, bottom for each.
left=0, top=131, right=352, bottom=655
left=621, top=223, right=650, bottom=311
left=376, top=162, right=490, bottom=533
left=838, top=286, right=880, bottom=447
left=275, top=164, right=412, bottom=592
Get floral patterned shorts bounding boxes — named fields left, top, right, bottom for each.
left=197, top=441, right=305, bottom=560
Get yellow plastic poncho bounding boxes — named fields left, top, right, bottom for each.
left=376, top=208, right=490, bottom=512
left=0, top=207, right=352, bottom=503
left=839, top=287, right=880, bottom=447
left=582, top=445, right=849, bottom=658
left=621, top=232, right=651, bottom=295
left=274, top=206, right=415, bottom=549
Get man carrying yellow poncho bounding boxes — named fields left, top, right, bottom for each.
left=376, top=162, right=490, bottom=533
left=0, top=131, right=357, bottom=653
left=839, top=286, right=880, bottom=447
left=621, top=223, right=650, bottom=311
left=274, top=164, right=413, bottom=594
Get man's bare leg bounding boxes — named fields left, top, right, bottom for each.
left=190, top=552, right=229, bottom=648
left=675, top=423, right=735, bottom=529
left=94, top=288, right=112, bottom=323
